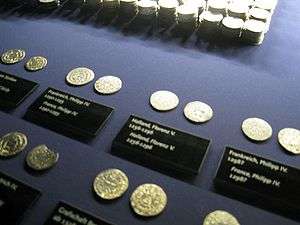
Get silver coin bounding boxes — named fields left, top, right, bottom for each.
left=150, top=90, right=179, bottom=111
left=137, top=0, right=158, bottom=15
left=25, top=56, right=48, bottom=71
left=66, top=67, right=95, bottom=86
left=203, top=210, right=240, bottom=225
left=94, top=76, right=122, bottom=95
left=278, top=128, right=300, bottom=155
left=177, top=4, right=198, bottom=23
left=184, top=101, right=213, bottom=123
left=26, top=145, right=59, bottom=171
left=1, top=49, right=26, bottom=64
left=241, top=117, right=272, bottom=142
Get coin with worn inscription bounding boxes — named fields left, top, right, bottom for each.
left=26, top=145, right=59, bottom=170
left=130, top=183, right=167, bottom=217
left=25, top=56, right=48, bottom=72
left=184, top=101, right=214, bottom=123
left=241, top=117, right=272, bottom=142
left=0, top=132, right=28, bottom=157
left=94, top=76, right=122, bottom=95
left=1, top=49, right=26, bottom=64
left=203, top=210, right=240, bottom=225
left=66, top=67, right=95, bottom=86
left=150, top=90, right=179, bottom=111
left=93, top=168, right=129, bottom=200
left=278, top=128, right=300, bottom=155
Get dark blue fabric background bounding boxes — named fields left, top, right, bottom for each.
left=0, top=0, right=299, bottom=224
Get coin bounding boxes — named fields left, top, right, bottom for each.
left=207, top=0, right=227, bottom=15
left=25, top=56, right=48, bottom=72
left=66, top=67, right=95, bottom=86
left=241, top=117, right=272, bottom=142
left=221, top=17, right=244, bottom=39
left=137, top=0, right=158, bottom=16
left=93, top=168, right=129, bottom=200
left=241, top=19, right=266, bottom=45
left=150, top=90, right=179, bottom=111
left=0, top=132, right=28, bottom=157
left=278, top=128, right=300, bottom=155
left=130, top=183, right=167, bottom=217
left=176, top=4, right=198, bottom=23
left=203, top=210, right=240, bottom=225
left=94, top=76, right=122, bottom=95
left=1, top=49, right=26, bottom=64
left=184, top=101, right=213, bottom=123
left=26, top=145, right=59, bottom=170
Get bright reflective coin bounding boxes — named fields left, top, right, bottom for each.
left=94, top=76, right=122, bottom=95
left=66, top=67, right=95, bottom=86
left=1, top=49, right=26, bottom=64
left=0, top=132, right=28, bottom=157
left=25, top=56, right=48, bottom=72
left=93, top=168, right=129, bottom=200
left=130, top=183, right=167, bottom=217
left=184, top=101, right=213, bottom=123
left=203, top=210, right=240, bottom=225
left=241, top=117, right=272, bottom=142
left=26, top=145, right=59, bottom=170
left=150, top=90, right=179, bottom=111
left=278, top=128, right=300, bottom=155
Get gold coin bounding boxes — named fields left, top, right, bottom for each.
left=0, top=132, right=28, bottom=157
left=94, top=76, right=123, bottom=95
left=184, top=101, right=214, bottom=123
left=93, top=169, right=129, bottom=200
left=66, top=67, right=95, bottom=86
left=25, top=56, right=48, bottom=71
left=1, top=49, right=26, bottom=64
left=241, top=117, right=272, bottom=142
left=130, top=183, right=167, bottom=217
left=203, top=210, right=240, bottom=225
left=150, top=90, right=179, bottom=111
left=26, top=145, right=59, bottom=170
left=278, top=128, right=300, bottom=155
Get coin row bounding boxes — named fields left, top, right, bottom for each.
left=0, top=132, right=59, bottom=170
left=1, top=49, right=47, bottom=72
left=65, top=67, right=123, bottom=95
left=149, top=90, right=300, bottom=154
left=18, top=0, right=277, bottom=45
left=241, top=118, right=300, bottom=155
left=93, top=168, right=240, bottom=224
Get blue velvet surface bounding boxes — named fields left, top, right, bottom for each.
left=0, top=0, right=299, bottom=224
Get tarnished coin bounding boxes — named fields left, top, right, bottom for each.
left=26, top=145, right=59, bottom=170
left=94, top=76, right=122, bottom=95
left=150, top=90, right=179, bottom=111
left=130, top=183, right=167, bottom=217
left=1, top=49, right=26, bottom=64
left=241, top=117, right=272, bottom=142
left=93, top=168, right=129, bottom=200
left=0, top=132, right=28, bottom=157
left=184, top=101, right=214, bottom=123
left=66, top=67, right=95, bottom=86
left=203, top=210, right=240, bottom=225
left=278, top=128, right=300, bottom=154
left=25, top=56, right=48, bottom=72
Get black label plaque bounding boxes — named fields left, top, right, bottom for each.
left=112, top=115, right=211, bottom=175
left=0, top=71, right=38, bottom=110
left=25, top=88, right=114, bottom=137
left=215, top=147, right=300, bottom=216
left=0, top=172, right=41, bottom=225
left=44, top=202, right=113, bottom=225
